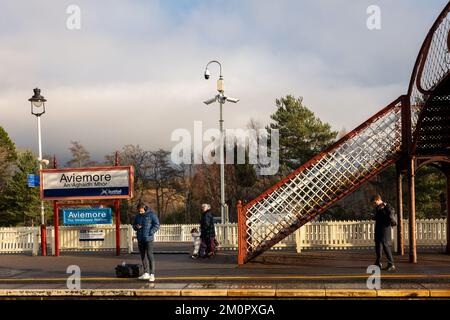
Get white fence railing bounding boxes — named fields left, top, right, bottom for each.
left=295, top=219, right=448, bottom=251
left=151, top=223, right=295, bottom=251
left=0, top=227, right=39, bottom=255
left=0, top=219, right=447, bottom=255
left=46, top=225, right=133, bottom=255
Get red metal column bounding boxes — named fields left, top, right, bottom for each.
left=446, top=172, right=450, bottom=254
left=115, top=200, right=121, bottom=256
left=115, top=151, right=121, bottom=256
left=400, top=95, right=417, bottom=263
left=396, top=166, right=405, bottom=255
left=407, top=158, right=417, bottom=263
left=40, top=224, right=46, bottom=256
left=53, top=156, right=59, bottom=256
left=54, top=202, right=59, bottom=256
left=237, top=200, right=247, bottom=265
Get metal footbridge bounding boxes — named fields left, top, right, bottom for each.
left=238, top=2, right=450, bottom=264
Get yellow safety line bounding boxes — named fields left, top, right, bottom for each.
left=1, top=274, right=450, bottom=282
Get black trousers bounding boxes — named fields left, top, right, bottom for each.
left=138, top=240, right=155, bottom=274
left=375, top=239, right=394, bottom=266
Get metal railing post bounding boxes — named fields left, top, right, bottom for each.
left=237, top=201, right=247, bottom=265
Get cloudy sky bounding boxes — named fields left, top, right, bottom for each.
left=0, top=0, right=447, bottom=164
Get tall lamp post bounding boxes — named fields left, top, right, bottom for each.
left=29, top=88, right=47, bottom=256
left=203, top=60, right=239, bottom=223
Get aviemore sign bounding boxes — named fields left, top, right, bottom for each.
left=40, top=166, right=134, bottom=200
left=63, top=208, right=113, bottom=225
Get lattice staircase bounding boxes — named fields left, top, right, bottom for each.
left=238, top=97, right=404, bottom=264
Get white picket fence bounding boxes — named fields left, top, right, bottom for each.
left=46, top=225, right=132, bottom=255
left=295, top=219, right=448, bottom=252
left=153, top=223, right=295, bottom=251
left=154, top=224, right=241, bottom=249
left=0, top=227, right=39, bottom=254
left=0, top=219, right=447, bottom=255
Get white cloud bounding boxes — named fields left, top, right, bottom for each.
left=0, top=0, right=447, bottom=163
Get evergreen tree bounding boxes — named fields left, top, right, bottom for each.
left=0, top=126, right=17, bottom=192
left=0, top=150, right=44, bottom=226
left=415, top=166, right=447, bottom=219
left=268, top=95, right=337, bottom=172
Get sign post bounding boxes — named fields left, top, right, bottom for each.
left=115, top=200, right=120, bottom=256
left=114, top=153, right=121, bottom=256
left=40, top=165, right=133, bottom=256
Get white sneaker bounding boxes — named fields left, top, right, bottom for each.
left=149, top=274, right=155, bottom=282
left=138, top=273, right=150, bottom=280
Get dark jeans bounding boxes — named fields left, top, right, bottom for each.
left=375, top=239, right=394, bottom=266
left=138, top=240, right=155, bottom=274
left=199, top=236, right=216, bottom=257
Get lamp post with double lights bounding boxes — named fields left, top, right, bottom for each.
left=29, top=88, right=48, bottom=256
left=203, top=60, right=239, bottom=223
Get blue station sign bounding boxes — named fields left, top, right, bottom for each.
left=63, top=208, right=113, bottom=225
left=27, top=174, right=40, bottom=187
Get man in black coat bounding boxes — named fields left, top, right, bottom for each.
left=199, top=203, right=216, bottom=258
left=371, top=195, right=396, bottom=271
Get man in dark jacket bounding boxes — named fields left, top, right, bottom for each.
left=133, top=204, right=160, bottom=281
left=371, top=195, right=396, bottom=271
left=199, top=203, right=216, bottom=258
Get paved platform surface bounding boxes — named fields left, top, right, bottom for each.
left=1, top=251, right=450, bottom=298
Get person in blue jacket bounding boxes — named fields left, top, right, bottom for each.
left=133, top=203, right=160, bottom=281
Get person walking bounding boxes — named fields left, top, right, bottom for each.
left=371, top=195, right=396, bottom=271
left=133, top=203, right=160, bottom=281
left=199, top=203, right=216, bottom=258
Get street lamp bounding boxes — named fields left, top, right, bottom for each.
left=29, top=88, right=47, bottom=256
left=203, top=60, right=239, bottom=224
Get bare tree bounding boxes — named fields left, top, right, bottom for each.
left=66, top=141, right=95, bottom=167
left=147, top=149, right=184, bottom=219
left=337, top=127, right=348, bottom=140
left=108, top=147, right=185, bottom=221
left=105, top=145, right=153, bottom=222
left=179, top=160, right=195, bottom=222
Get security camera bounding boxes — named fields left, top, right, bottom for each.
left=204, top=96, right=217, bottom=105
left=41, top=159, right=50, bottom=166
left=204, top=68, right=210, bottom=80
left=226, top=96, right=240, bottom=103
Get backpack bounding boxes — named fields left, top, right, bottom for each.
left=115, top=263, right=140, bottom=278
left=386, top=204, right=397, bottom=227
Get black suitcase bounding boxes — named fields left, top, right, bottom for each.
left=115, top=264, right=140, bottom=278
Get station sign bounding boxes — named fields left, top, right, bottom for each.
left=63, top=208, right=112, bottom=225
left=40, top=166, right=134, bottom=200
left=79, top=229, right=105, bottom=241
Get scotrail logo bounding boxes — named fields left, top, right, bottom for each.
left=100, top=189, right=123, bottom=196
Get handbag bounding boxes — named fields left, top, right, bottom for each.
left=115, top=263, right=140, bottom=278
